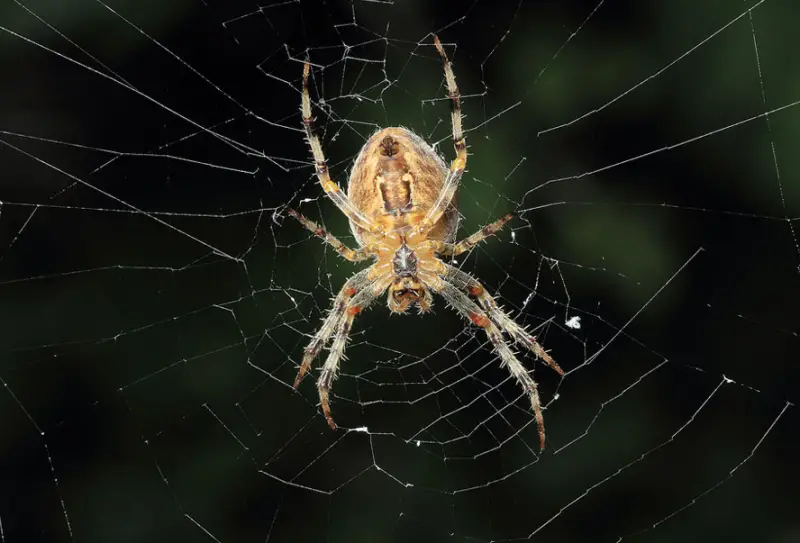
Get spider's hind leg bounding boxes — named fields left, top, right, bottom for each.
left=301, top=62, right=377, bottom=234
left=415, top=35, right=467, bottom=234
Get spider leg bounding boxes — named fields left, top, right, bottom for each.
left=444, top=264, right=564, bottom=376
left=425, top=213, right=515, bottom=257
left=293, top=268, right=373, bottom=389
left=287, top=208, right=376, bottom=262
left=415, top=36, right=466, bottom=235
left=316, top=278, right=390, bottom=429
left=424, top=272, right=551, bottom=450
left=301, top=62, right=377, bottom=234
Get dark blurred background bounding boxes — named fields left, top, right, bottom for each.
left=1, top=0, right=798, bottom=542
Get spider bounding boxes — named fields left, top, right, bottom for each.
left=289, top=36, right=564, bottom=449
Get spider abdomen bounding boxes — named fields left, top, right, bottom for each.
left=347, top=127, right=459, bottom=245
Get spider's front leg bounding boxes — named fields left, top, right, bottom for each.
left=315, top=277, right=391, bottom=428
left=293, top=269, right=372, bottom=389
left=444, top=264, right=563, bottom=376
left=423, top=272, right=553, bottom=450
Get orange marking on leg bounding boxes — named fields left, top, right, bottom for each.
left=469, top=312, right=490, bottom=328
left=347, top=305, right=362, bottom=316
left=467, top=285, right=484, bottom=297
left=343, top=287, right=357, bottom=297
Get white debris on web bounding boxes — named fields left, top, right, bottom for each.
left=565, top=315, right=581, bottom=329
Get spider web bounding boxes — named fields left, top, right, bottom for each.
left=1, top=0, right=797, bottom=541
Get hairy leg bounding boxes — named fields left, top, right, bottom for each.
left=444, top=264, right=563, bottom=376
left=301, top=62, right=377, bottom=233
left=293, top=268, right=373, bottom=389
left=287, top=208, right=375, bottom=262
left=425, top=272, right=552, bottom=450
left=316, top=278, right=391, bottom=428
left=425, top=213, right=514, bottom=257
left=415, top=35, right=467, bottom=234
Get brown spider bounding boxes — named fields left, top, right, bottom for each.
left=289, top=36, right=564, bottom=449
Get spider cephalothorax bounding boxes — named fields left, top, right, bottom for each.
left=388, top=242, right=431, bottom=313
left=289, top=36, right=564, bottom=450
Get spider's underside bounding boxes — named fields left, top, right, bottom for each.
left=290, top=36, right=564, bottom=449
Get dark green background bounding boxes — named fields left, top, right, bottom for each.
left=1, top=1, right=797, bottom=542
